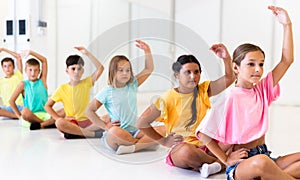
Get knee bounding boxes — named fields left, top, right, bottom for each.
left=55, top=118, right=68, bottom=131
left=249, top=154, right=275, bottom=174
left=21, top=108, right=31, bottom=120
left=172, top=144, right=195, bottom=160
left=107, top=126, right=122, bottom=138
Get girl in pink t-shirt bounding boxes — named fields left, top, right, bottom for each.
left=197, top=6, right=300, bottom=180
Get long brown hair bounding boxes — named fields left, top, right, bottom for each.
left=108, top=55, right=134, bottom=87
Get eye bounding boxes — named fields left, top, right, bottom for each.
left=259, top=63, right=264, bottom=67
left=183, top=70, right=191, bottom=75
left=247, top=63, right=255, bottom=67
left=194, top=70, right=200, bottom=74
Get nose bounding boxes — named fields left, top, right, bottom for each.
left=190, top=72, right=195, bottom=79
left=255, top=65, right=261, bottom=72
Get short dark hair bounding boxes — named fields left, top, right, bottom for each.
left=1, top=57, right=15, bottom=67
left=26, top=58, right=40, bottom=66
left=66, top=55, right=84, bottom=68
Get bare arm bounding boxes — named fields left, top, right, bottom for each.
left=268, top=6, right=294, bottom=86
left=0, top=48, right=22, bottom=73
left=74, top=47, right=104, bottom=85
left=85, top=99, right=119, bottom=130
left=134, top=40, right=154, bottom=86
left=44, top=99, right=62, bottom=120
left=9, top=82, right=24, bottom=118
left=29, top=50, right=48, bottom=88
left=208, top=44, right=235, bottom=97
left=137, top=104, right=183, bottom=147
left=199, top=132, right=247, bottom=166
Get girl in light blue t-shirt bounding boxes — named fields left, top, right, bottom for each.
left=86, top=40, right=164, bottom=155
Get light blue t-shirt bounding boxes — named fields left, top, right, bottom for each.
left=95, top=78, right=138, bottom=132
left=23, top=79, right=48, bottom=113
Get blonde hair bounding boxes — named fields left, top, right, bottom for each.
left=108, top=55, right=134, bottom=87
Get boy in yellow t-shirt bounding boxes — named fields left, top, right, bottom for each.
left=44, top=46, right=104, bottom=139
left=0, top=48, right=23, bottom=119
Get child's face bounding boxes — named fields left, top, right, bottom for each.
left=115, top=60, right=131, bottom=87
left=66, top=64, right=84, bottom=82
left=25, top=65, right=40, bottom=81
left=2, top=61, right=14, bottom=77
left=176, top=62, right=201, bottom=92
left=234, top=51, right=265, bottom=88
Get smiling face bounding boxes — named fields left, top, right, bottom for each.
left=176, top=62, right=201, bottom=93
left=234, top=50, right=265, bottom=88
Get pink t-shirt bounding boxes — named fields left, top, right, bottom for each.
left=203, top=72, right=280, bottom=144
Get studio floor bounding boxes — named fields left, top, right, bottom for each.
left=1, top=103, right=300, bottom=180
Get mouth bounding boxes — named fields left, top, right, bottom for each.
left=251, top=75, right=261, bottom=78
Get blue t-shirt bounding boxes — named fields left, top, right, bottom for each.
left=23, top=79, right=48, bottom=113
left=95, top=78, right=138, bottom=132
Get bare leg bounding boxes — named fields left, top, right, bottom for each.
left=276, top=152, right=300, bottom=178
left=21, top=108, right=43, bottom=123
left=106, top=126, right=165, bottom=152
left=0, top=108, right=18, bottom=119
left=170, top=143, right=217, bottom=170
left=235, top=154, right=294, bottom=180
left=106, top=126, right=138, bottom=150
left=40, top=118, right=55, bottom=128
left=134, top=125, right=165, bottom=151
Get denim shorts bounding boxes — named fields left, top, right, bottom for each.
left=226, top=144, right=276, bottom=180
left=0, top=105, right=23, bottom=113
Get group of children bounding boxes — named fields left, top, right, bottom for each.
left=0, top=5, right=299, bottom=180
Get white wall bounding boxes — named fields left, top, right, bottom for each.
left=1, top=0, right=300, bottom=105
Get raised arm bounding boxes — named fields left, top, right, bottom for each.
left=268, top=6, right=293, bottom=86
left=74, top=46, right=104, bottom=85
left=208, top=44, right=235, bottom=97
left=134, top=40, right=154, bottom=86
left=0, top=48, right=22, bottom=73
left=28, top=50, right=48, bottom=88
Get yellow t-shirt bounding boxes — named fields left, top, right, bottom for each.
left=154, top=81, right=211, bottom=147
left=0, top=70, right=23, bottom=106
left=51, top=77, right=93, bottom=121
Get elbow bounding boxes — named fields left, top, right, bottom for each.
left=136, top=118, right=142, bottom=129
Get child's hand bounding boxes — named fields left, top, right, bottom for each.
left=20, top=50, right=30, bottom=59
left=226, top=148, right=249, bottom=166
left=105, top=120, right=120, bottom=130
left=268, top=6, right=291, bottom=25
left=162, top=132, right=184, bottom=147
left=135, top=40, right=151, bottom=52
left=74, top=46, right=88, bottom=54
left=210, top=44, right=230, bottom=60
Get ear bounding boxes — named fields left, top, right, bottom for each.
left=174, top=72, right=180, bottom=79
left=232, top=62, right=239, bottom=75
